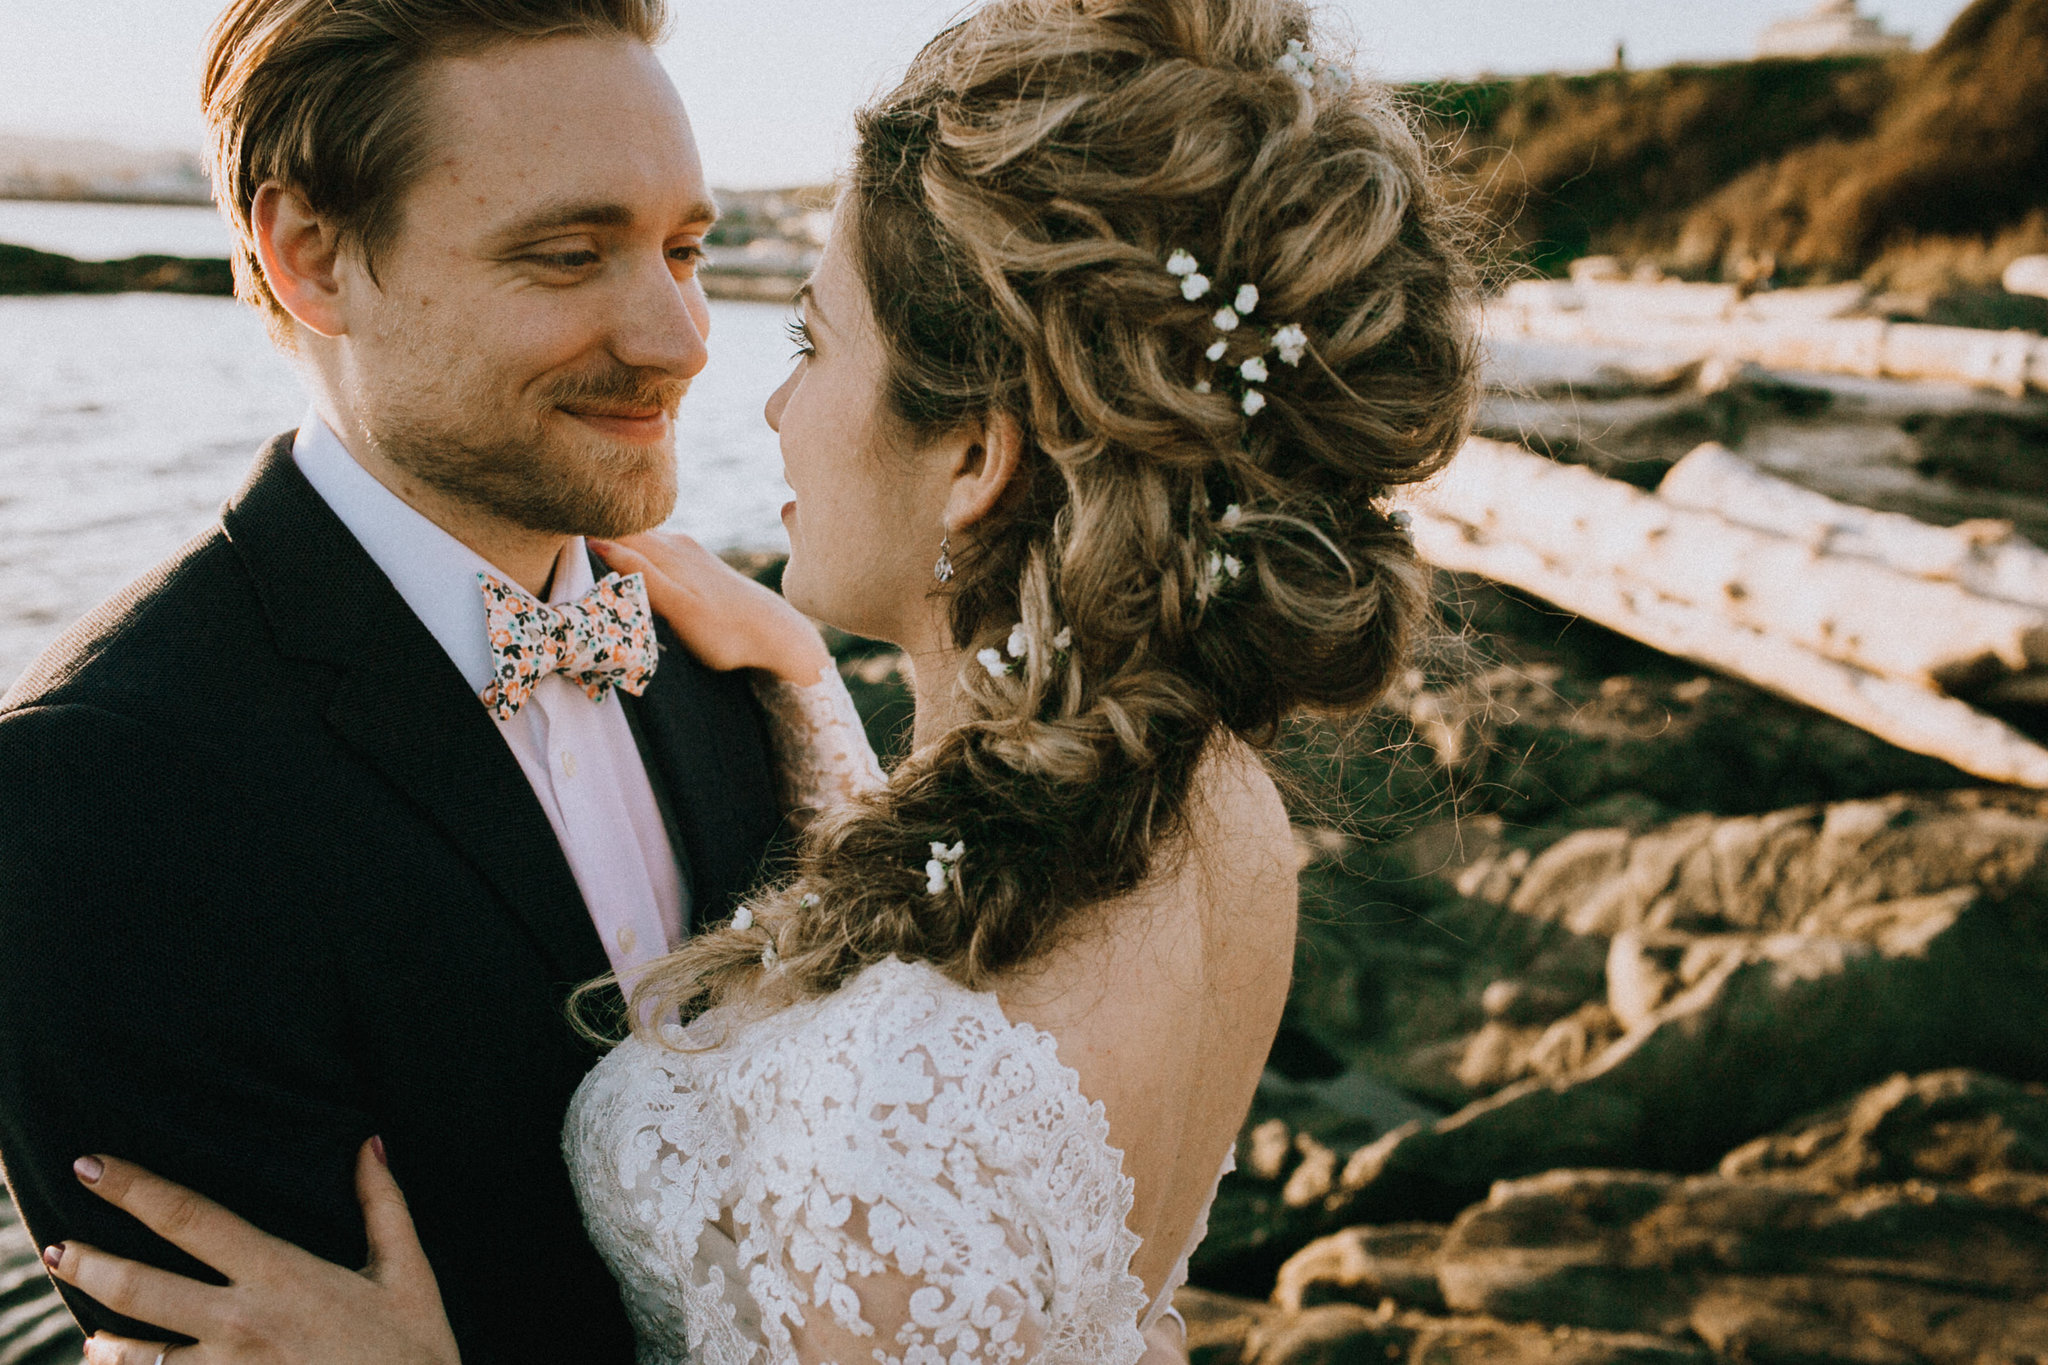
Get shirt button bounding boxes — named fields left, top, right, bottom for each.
left=617, top=926, right=638, bottom=956
left=561, top=750, right=578, bottom=778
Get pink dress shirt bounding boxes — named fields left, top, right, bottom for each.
left=292, top=414, right=685, bottom=986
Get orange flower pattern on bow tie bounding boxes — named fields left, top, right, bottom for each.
left=477, top=570, right=660, bottom=722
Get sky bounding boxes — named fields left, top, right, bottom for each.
left=0, top=0, right=1980, bottom=190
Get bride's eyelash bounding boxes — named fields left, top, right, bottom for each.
left=785, top=317, right=816, bottom=360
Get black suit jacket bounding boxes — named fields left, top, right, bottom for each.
left=0, top=434, right=783, bottom=1361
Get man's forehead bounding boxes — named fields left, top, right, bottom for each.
left=411, top=37, right=710, bottom=230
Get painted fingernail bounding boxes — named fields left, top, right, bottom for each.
left=371, top=1135, right=388, bottom=1167
left=41, top=1244, right=63, bottom=1270
left=73, top=1156, right=103, bottom=1184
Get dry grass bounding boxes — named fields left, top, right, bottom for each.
left=1415, top=0, right=2048, bottom=293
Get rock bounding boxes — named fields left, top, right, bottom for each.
left=2008, top=255, right=2048, bottom=301
left=1245, top=1119, right=1299, bottom=1184
left=1242, top=1304, right=1409, bottom=1364
left=1177, top=1286, right=1277, bottom=1365
left=1718, top=1067, right=2048, bottom=1189
left=1401, top=1319, right=1710, bottom=1365
left=1689, top=1275, right=2048, bottom=1365
left=1318, top=794, right=2048, bottom=1225
left=1396, top=1075, right=2048, bottom=1362
left=1273, top=1224, right=1449, bottom=1313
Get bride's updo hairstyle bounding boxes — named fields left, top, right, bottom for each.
left=638, top=0, right=1476, bottom=1023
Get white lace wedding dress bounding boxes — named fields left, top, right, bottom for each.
left=563, top=667, right=1230, bottom=1365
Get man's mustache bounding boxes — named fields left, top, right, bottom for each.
left=541, top=366, right=688, bottom=416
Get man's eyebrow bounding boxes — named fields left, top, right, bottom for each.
left=488, top=197, right=719, bottom=244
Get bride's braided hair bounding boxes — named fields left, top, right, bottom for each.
left=633, top=0, right=1477, bottom=1024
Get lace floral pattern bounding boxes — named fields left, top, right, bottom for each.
left=750, top=665, right=889, bottom=818
left=564, top=957, right=1152, bottom=1365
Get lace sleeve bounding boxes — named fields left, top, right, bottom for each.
left=749, top=664, right=887, bottom=818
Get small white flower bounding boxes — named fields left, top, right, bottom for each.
left=1053, top=627, right=1074, bottom=651
left=1006, top=622, right=1030, bottom=659
left=761, top=940, right=779, bottom=969
left=1195, top=380, right=1213, bottom=395
left=1241, top=356, right=1270, bottom=383
left=731, top=905, right=755, bottom=931
left=1327, top=67, right=1355, bottom=95
left=799, top=893, right=821, bottom=910
left=925, top=840, right=965, bottom=896
left=1235, top=284, right=1260, bottom=315
left=1182, top=272, right=1212, bottom=302
left=1206, top=339, right=1229, bottom=362
left=1207, top=549, right=1225, bottom=584
left=1213, top=306, right=1240, bottom=332
left=1273, top=323, right=1310, bottom=367
left=1166, top=249, right=1199, bottom=277
left=1276, top=51, right=1301, bottom=74
left=1290, top=66, right=1317, bottom=90
left=1224, top=554, right=1244, bottom=580
left=1242, top=389, right=1268, bottom=416
left=977, top=647, right=1010, bottom=678
left=1221, top=504, right=1243, bottom=530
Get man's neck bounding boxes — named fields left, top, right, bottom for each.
left=314, top=407, right=569, bottom=597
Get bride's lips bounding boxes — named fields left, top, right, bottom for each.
left=558, top=404, right=671, bottom=444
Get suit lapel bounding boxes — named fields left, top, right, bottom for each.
left=222, top=435, right=610, bottom=987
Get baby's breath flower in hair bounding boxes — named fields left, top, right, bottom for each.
left=1053, top=626, right=1074, bottom=651
left=1166, top=249, right=1199, bottom=277
left=1207, top=549, right=1245, bottom=593
left=799, top=893, right=821, bottom=910
left=1006, top=623, right=1031, bottom=660
left=1273, top=324, right=1309, bottom=367
left=977, top=647, right=1010, bottom=678
left=731, top=905, right=755, bottom=930
left=1206, top=339, right=1229, bottom=362
left=1242, top=389, right=1267, bottom=417
left=1234, top=284, right=1260, bottom=315
left=925, top=840, right=965, bottom=896
left=1220, top=504, right=1244, bottom=530
left=1213, top=306, right=1241, bottom=333
left=1240, top=356, right=1270, bottom=384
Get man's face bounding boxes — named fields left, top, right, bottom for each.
left=337, top=35, right=714, bottom=539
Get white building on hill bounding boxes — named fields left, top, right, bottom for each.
left=1757, top=0, right=1913, bottom=58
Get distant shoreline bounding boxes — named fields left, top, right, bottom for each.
left=0, top=190, right=214, bottom=209
left=0, top=239, right=804, bottom=302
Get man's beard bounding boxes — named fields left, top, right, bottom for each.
left=374, top=362, right=685, bottom=539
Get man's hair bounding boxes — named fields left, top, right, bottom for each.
left=202, top=0, right=670, bottom=337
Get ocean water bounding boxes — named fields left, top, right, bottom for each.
left=0, top=206, right=800, bottom=688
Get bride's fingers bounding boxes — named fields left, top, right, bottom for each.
left=355, top=1139, right=433, bottom=1293
left=592, top=539, right=711, bottom=632
left=70, top=1155, right=282, bottom=1280
left=83, top=1333, right=183, bottom=1365
left=45, top=1240, right=223, bottom=1341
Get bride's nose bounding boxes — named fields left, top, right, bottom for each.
left=764, top=365, right=800, bottom=432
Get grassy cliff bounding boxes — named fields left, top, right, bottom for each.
left=1419, top=0, right=2048, bottom=292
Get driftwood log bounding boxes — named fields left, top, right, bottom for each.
left=1489, top=282, right=2048, bottom=397
left=1406, top=438, right=2048, bottom=788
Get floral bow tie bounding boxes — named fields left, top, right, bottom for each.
left=477, top=571, right=659, bottom=722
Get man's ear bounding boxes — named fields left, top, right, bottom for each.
left=943, top=411, right=1026, bottom=533
left=251, top=183, right=350, bottom=339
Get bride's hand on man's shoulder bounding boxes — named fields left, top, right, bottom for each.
left=44, top=1139, right=460, bottom=1365
left=593, top=532, right=832, bottom=687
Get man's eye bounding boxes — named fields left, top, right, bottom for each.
left=669, top=244, right=707, bottom=267
left=528, top=250, right=599, bottom=270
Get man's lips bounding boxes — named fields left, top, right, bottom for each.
left=557, top=404, right=671, bottom=442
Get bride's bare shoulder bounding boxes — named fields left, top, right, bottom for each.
left=1186, top=733, right=1295, bottom=908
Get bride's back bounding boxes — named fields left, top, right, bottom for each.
left=999, top=735, right=1297, bottom=1300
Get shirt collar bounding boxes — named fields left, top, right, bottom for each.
left=291, top=411, right=591, bottom=695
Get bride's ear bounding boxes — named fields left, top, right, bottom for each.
left=942, top=411, right=1025, bottom=533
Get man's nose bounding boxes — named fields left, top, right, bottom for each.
left=611, top=257, right=710, bottom=379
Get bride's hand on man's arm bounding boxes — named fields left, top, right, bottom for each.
left=42, top=1139, right=459, bottom=1365
left=592, top=532, right=832, bottom=687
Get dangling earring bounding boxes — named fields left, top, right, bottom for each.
left=934, top=527, right=955, bottom=584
